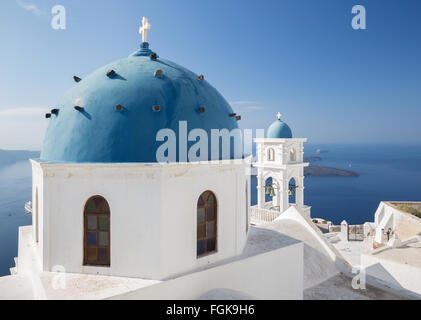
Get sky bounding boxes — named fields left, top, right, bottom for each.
left=0, top=0, right=420, bottom=150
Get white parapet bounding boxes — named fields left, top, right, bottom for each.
left=250, top=204, right=311, bottom=225
left=249, top=205, right=281, bottom=225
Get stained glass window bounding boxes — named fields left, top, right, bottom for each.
left=197, top=208, right=205, bottom=223
left=99, top=232, right=109, bottom=246
left=197, top=240, right=205, bottom=256
left=197, top=191, right=217, bottom=257
left=87, top=248, right=97, bottom=262
left=98, top=216, right=109, bottom=231
left=87, top=232, right=97, bottom=246
left=87, top=216, right=97, bottom=230
left=84, top=196, right=110, bottom=266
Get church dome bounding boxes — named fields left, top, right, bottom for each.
left=40, top=42, right=239, bottom=163
left=267, top=114, right=293, bottom=138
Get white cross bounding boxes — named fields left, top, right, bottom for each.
left=139, top=17, right=151, bottom=43
left=277, top=112, right=282, bottom=120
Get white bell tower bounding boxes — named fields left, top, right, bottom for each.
left=253, top=113, right=310, bottom=216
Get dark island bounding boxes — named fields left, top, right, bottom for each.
left=303, top=156, right=322, bottom=163
left=305, top=165, right=359, bottom=177
left=302, top=155, right=359, bottom=177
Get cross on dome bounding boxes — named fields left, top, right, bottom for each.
left=277, top=112, right=282, bottom=120
left=139, top=17, right=151, bottom=43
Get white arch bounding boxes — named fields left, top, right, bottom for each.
left=290, top=148, right=297, bottom=162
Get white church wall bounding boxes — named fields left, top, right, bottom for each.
left=17, top=226, right=46, bottom=299
left=159, top=160, right=249, bottom=278
left=38, top=163, right=163, bottom=278
left=109, top=242, right=304, bottom=300
left=33, top=159, right=249, bottom=280
left=30, top=161, right=45, bottom=268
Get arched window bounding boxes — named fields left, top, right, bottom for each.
left=84, top=196, right=110, bottom=266
left=267, top=148, right=275, bottom=161
left=290, top=148, right=297, bottom=162
left=265, top=177, right=274, bottom=203
left=288, top=178, right=297, bottom=205
left=197, top=191, right=217, bottom=257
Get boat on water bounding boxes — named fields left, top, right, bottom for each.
left=24, top=201, right=32, bottom=214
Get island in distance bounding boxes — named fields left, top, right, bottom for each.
left=304, top=166, right=359, bottom=177
left=303, top=156, right=359, bottom=177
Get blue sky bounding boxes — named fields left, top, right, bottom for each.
left=0, top=0, right=420, bottom=149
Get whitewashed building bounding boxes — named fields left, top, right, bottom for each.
left=4, top=17, right=415, bottom=302
left=250, top=113, right=311, bottom=224
left=0, top=18, right=308, bottom=300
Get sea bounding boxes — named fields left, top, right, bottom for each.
left=1, top=144, right=421, bottom=276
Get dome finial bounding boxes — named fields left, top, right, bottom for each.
left=139, top=17, right=151, bottom=43
left=277, top=112, right=282, bottom=120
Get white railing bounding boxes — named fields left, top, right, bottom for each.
left=249, top=205, right=281, bottom=225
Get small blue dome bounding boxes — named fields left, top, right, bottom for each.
left=267, top=117, right=292, bottom=139
left=41, top=43, right=240, bottom=163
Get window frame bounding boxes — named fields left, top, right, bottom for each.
left=197, top=191, right=218, bottom=258
left=83, top=196, right=111, bottom=267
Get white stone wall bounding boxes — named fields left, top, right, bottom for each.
left=361, top=252, right=421, bottom=296
left=31, top=159, right=250, bottom=280
left=31, top=161, right=45, bottom=267
left=109, top=242, right=304, bottom=300
left=257, top=138, right=305, bottom=165
left=374, top=202, right=421, bottom=244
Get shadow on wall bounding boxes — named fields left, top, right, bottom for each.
left=364, top=262, right=421, bottom=298
left=302, top=242, right=339, bottom=290
left=242, top=226, right=300, bottom=258
left=365, top=263, right=403, bottom=289
left=79, top=109, right=92, bottom=120
left=245, top=225, right=338, bottom=290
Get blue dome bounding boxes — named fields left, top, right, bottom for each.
left=267, top=118, right=293, bottom=139
left=41, top=43, right=240, bottom=163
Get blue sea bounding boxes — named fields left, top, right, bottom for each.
left=1, top=144, right=421, bottom=276
left=0, top=160, right=32, bottom=277
left=252, top=144, right=421, bottom=225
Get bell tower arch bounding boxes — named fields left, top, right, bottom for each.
left=254, top=113, right=310, bottom=216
